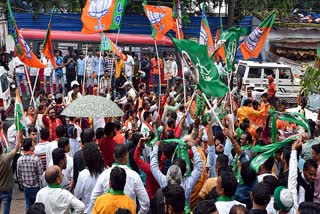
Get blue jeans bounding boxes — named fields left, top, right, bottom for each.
left=24, top=187, right=39, bottom=209
left=0, top=190, right=12, bottom=214
left=55, top=75, right=65, bottom=94
left=152, top=74, right=160, bottom=95
left=44, top=75, right=53, bottom=94
left=15, top=73, right=30, bottom=96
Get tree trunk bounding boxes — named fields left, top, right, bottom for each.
left=227, top=0, right=236, bottom=27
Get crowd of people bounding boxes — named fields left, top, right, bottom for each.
left=1, top=48, right=320, bottom=214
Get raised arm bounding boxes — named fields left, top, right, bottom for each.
left=150, top=142, right=167, bottom=188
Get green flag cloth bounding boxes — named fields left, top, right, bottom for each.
left=147, top=126, right=192, bottom=176
left=196, top=94, right=206, bottom=117
left=170, top=36, right=229, bottom=97
left=219, top=27, right=247, bottom=72
left=277, top=112, right=310, bottom=136
left=250, top=135, right=300, bottom=172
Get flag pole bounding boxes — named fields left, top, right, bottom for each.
left=82, top=46, right=88, bottom=94
left=24, top=65, right=36, bottom=107
left=154, top=40, right=161, bottom=96
left=202, top=93, right=224, bottom=129
left=97, top=50, right=102, bottom=95
left=110, top=28, right=121, bottom=90
left=175, top=19, right=186, bottom=106
left=29, top=68, right=39, bottom=108
left=154, top=40, right=162, bottom=112
left=185, top=90, right=196, bottom=113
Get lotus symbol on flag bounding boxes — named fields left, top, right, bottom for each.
left=88, top=0, right=112, bottom=30
left=245, top=27, right=263, bottom=52
left=19, top=34, right=31, bottom=59
left=148, top=10, right=165, bottom=32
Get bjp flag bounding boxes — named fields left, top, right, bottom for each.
left=100, top=32, right=126, bottom=61
left=7, top=0, right=46, bottom=68
left=199, top=3, right=214, bottom=57
left=215, top=29, right=226, bottom=62
left=143, top=0, right=174, bottom=41
left=43, top=9, right=57, bottom=68
left=240, top=11, right=276, bottom=59
left=81, top=0, right=127, bottom=33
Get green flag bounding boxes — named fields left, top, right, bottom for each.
left=171, top=36, right=229, bottom=97
left=219, top=27, right=247, bottom=71
left=250, top=135, right=299, bottom=172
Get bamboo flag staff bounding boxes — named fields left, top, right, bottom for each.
left=24, top=65, right=36, bottom=108
left=97, top=50, right=102, bottom=95
left=82, top=46, right=88, bottom=94
left=110, top=28, right=121, bottom=89
left=29, top=68, right=40, bottom=107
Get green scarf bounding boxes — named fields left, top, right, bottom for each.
left=48, top=183, right=62, bottom=189
left=217, top=196, right=234, bottom=202
left=108, top=188, right=124, bottom=195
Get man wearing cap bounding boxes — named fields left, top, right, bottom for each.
left=66, top=80, right=82, bottom=105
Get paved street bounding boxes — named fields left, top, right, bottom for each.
left=10, top=184, right=26, bottom=214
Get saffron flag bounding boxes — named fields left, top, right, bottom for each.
left=7, top=0, right=46, bottom=68
left=172, top=0, right=184, bottom=39
left=14, top=89, right=27, bottom=131
left=171, top=36, right=228, bottom=97
left=199, top=3, right=214, bottom=57
left=100, top=32, right=126, bottom=61
left=43, top=9, right=57, bottom=69
left=143, top=1, right=174, bottom=41
left=81, top=0, right=127, bottom=33
left=240, top=11, right=276, bottom=59
left=215, top=29, right=226, bottom=62
left=219, top=27, right=247, bottom=71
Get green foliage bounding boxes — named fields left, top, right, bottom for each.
left=300, top=59, right=320, bottom=96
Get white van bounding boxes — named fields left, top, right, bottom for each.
left=234, top=60, right=300, bottom=106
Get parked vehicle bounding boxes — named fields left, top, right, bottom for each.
left=234, top=60, right=300, bottom=106
left=287, top=93, right=320, bottom=121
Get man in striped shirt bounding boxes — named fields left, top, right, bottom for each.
left=34, top=128, right=51, bottom=171
left=17, top=138, right=43, bottom=209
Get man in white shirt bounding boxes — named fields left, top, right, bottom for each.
left=123, top=51, right=134, bottom=82
left=85, top=49, right=94, bottom=94
left=90, top=144, right=149, bottom=214
left=42, top=56, right=54, bottom=94
left=164, top=53, right=178, bottom=88
left=36, top=165, right=85, bottom=214
left=13, top=56, right=30, bottom=96
left=215, top=169, right=246, bottom=213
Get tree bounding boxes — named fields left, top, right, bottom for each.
left=227, top=0, right=235, bottom=27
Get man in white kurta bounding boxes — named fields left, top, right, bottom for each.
left=36, top=166, right=84, bottom=214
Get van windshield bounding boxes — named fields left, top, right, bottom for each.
left=0, top=73, right=8, bottom=93
left=237, top=65, right=246, bottom=77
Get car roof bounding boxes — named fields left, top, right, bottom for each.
left=238, top=60, right=291, bottom=69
